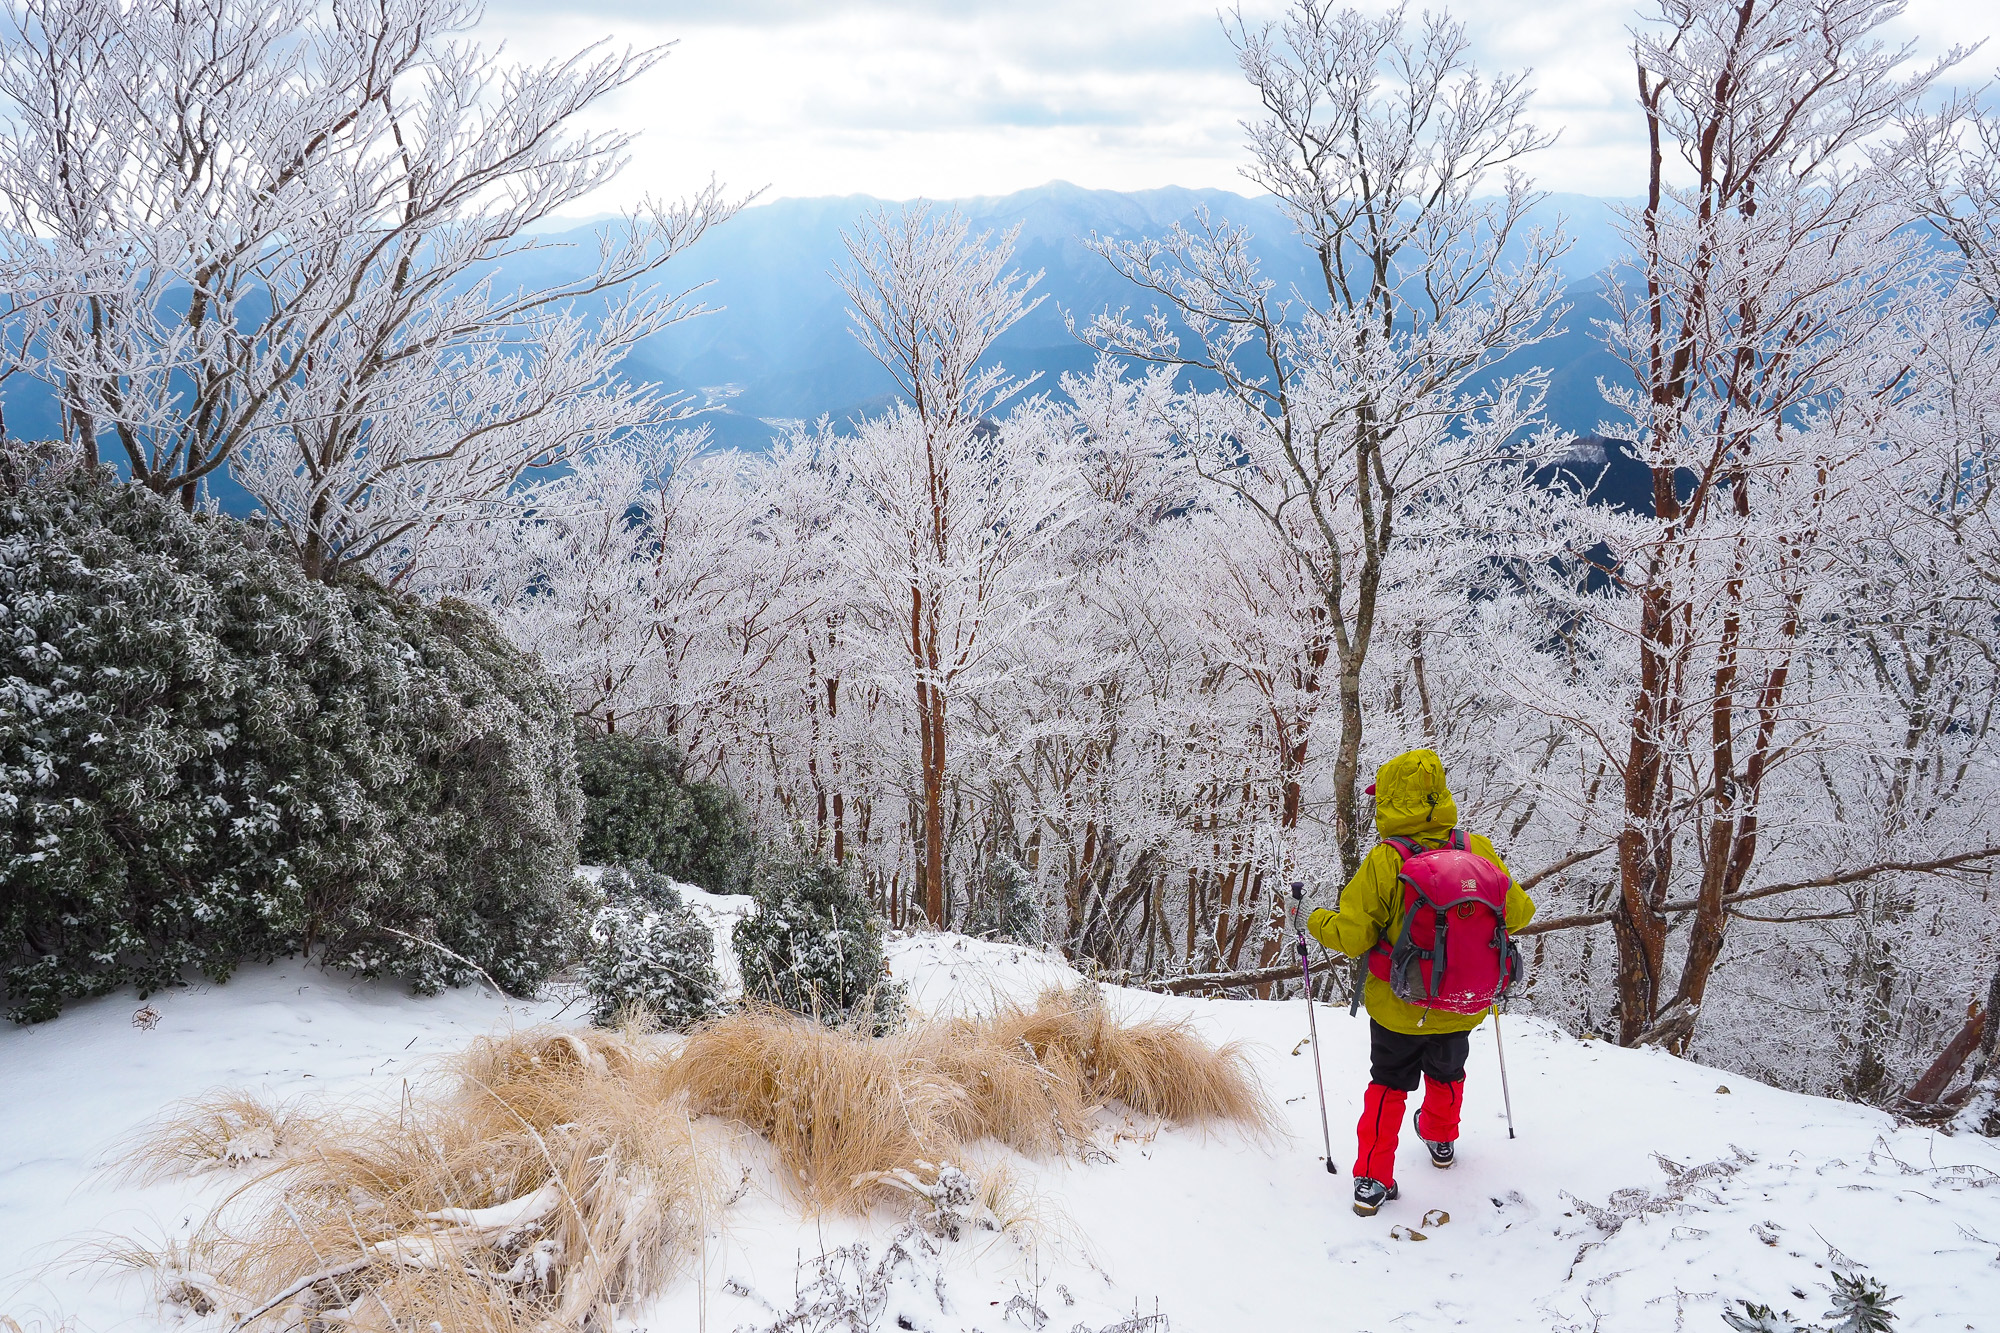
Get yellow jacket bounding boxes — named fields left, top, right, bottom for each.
left=1304, top=749, right=1535, bottom=1035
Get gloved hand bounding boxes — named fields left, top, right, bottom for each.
left=1286, top=895, right=1320, bottom=930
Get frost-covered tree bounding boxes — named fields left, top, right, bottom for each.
left=417, top=429, right=810, bottom=745
left=827, top=207, right=1080, bottom=925
left=1082, top=0, right=1569, bottom=877
left=1523, top=0, right=1985, bottom=1052
left=0, top=0, right=737, bottom=581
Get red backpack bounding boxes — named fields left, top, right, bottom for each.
left=1362, top=830, right=1523, bottom=1015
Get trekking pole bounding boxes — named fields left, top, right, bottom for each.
left=1492, top=1004, right=1518, bottom=1139
left=1288, top=882, right=1337, bottom=1174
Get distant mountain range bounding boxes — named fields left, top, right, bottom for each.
left=608, top=180, right=1637, bottom=450
left=0, top=182, right=1642, bottom=500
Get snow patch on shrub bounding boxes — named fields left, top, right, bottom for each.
left=580, top=865, right=722, bottom=1028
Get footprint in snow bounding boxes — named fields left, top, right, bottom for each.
left=1480, top=1189, right=1539, bottom=1235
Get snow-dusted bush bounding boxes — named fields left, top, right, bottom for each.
left=966, top=854, right=1040, bottom=942
left=0, top=451, right=584, bottom=1022
left=581, top=865, right=721, bottom=1028
left=315, top=594, right=587, bottom=997
left=733, top=848, right=903, bottom=1030
left=1723, top=1270, right=1900, bottom=1332
left=576, top=730, right=752, bottom=893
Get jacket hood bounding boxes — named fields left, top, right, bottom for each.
left=1372, top=748, right=1459, bottom=839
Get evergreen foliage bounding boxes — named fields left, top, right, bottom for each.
left=966, top=854, right=1040, bottom=942
left=0, top=450, right=585, bottom=1022
left=733, top=847, right=904, bottom=1031
left=575, top=729, right=752, bottom=893
left=1723, top=1271, right=1900, bottom=1333
left=581, top=864, right=721, bottom=1029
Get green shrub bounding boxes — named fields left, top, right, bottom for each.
left=732, top=846, right=903, bottom=1031
left=575, top=729, right=752, bottom=892
left=966, top=854, right=1040, bottom=942
left=0, top=448, right=585, bottom=1022
left=580, top=863, right=721, bottom=1029
left=311, top=595, right=588, bottom=997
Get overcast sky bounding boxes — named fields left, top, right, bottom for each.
left=483, top=0, right=1991, bottom=209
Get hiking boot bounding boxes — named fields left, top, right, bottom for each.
left=1352, top=1177, right=1399, bottom=1216
left=1415, top=1111, right=1455, bottom=1169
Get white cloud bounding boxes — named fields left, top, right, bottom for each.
left=480, top=0, right=1994, bottom=208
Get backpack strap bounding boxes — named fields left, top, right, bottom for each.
left=1371, top=837, right=1430, bottom=964
left=1372, top=837, right=1424, bottom=953
left=1354, top=839, right=1425, bottom=1016
left=1386, top=831, right=1471, bottom=856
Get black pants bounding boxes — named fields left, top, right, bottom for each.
left=1368, top=1020, right=1469, bottom=1092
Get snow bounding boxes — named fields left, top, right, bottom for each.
left=672, top=883, right=757, bottom=999
left=3, top=935, right=1997, bottom=1333
left=0, top=960, right=567, bottom=1332
left=574, top=867, right=756, bottom=997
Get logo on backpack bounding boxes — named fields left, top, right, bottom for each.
left=1366, top=830, right=1523, bottom=1015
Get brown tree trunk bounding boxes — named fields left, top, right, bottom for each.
left=918, top=685, right=946, bottom=925
left=1069, top=821, right=1099, bottom=944
left=74, top=408, right=97, bottom=469
left=1904, top=1001, right=1990, bottom=1106
left=1331, top=655, right=1365, bottom=877
left=1410, top=628, right=1437, bottom=738
left=1614, top=577, right=1674, bottom=1044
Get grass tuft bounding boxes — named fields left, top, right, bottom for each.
left=115, top=984, right=1267, bottom=1332
left=123, top=1028, right=715, bottom=1333
left=120, top=1093, right=325, bottom=1183
left=675, top=985, right=1269, bottom=1211
left=994, top=985, right=1271, bottom=1127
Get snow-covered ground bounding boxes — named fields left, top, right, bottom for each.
left=4, top=930, right=1997, bottom=1333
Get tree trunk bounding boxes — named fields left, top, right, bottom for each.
left=1331, top=654, right=1365, bottom=877
left=919, top=687, right=946, bottom=925
left=1904, top=1001, right=1990, bottom=1106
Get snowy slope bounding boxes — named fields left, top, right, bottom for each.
left=4, top=933, right=1997, bottom=1333
left=0, top=961, right=571, bottom=1333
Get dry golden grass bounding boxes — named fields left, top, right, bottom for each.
left=674, top=985, right=1268, bottom=1212
left=675, top=1005, right=967, bottom=1211
left=904, top=1014, right=1096, bottom=1157
left=119, top=1092, right=325, bottom=1183
left=123, top=1029, right=716, bottom=1333
left=117, top=984, right=1267, bottom=1333
left=1, top=1313, right=80, bottom=1333
left=992, top=985, right=1271, bottom=1126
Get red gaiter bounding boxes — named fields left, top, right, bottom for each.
left=1353, top=1082, right=1407, bottom=1185
left=1417, top=1075, right=1464, bottom=1143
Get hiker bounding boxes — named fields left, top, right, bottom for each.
left=1297, top=748, right=1535, bottom=1216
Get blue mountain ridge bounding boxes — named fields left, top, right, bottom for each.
left=612, top=180, right=1635, bottom=451
left=0, top=181, right=1641, bottom=510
